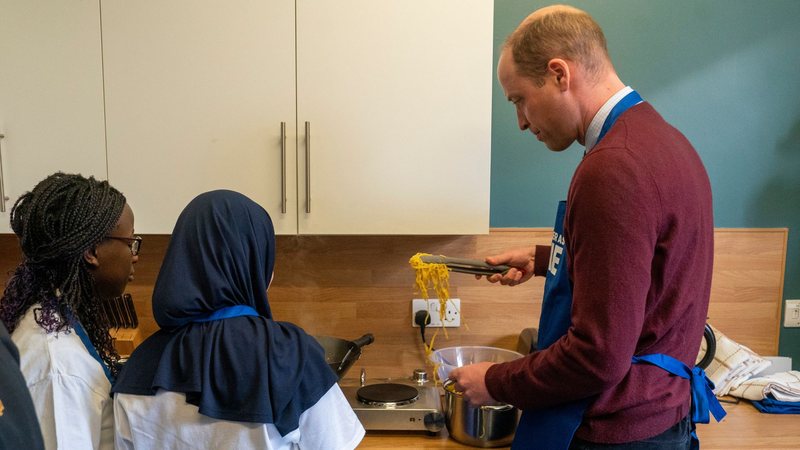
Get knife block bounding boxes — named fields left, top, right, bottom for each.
left=105, top=292, right=142, bottom=358
left=110, top=327, right=143, bottom=358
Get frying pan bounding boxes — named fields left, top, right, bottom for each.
left=314, top=333, right=374, bottom=380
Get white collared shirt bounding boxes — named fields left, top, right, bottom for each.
left=114, top=385, right=365, bottom=450
left=584, top=86, right=635, bottom=152
left=12, top=307, right=114, bottom=450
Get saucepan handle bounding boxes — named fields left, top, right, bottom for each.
left=351, top=333, right=374, bottom=349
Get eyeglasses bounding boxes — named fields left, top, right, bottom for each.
left=104, top=235, right=142, bottom=256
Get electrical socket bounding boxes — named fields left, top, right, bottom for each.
left=785, top=300, right=800, bottom=327
left=412, top=298, right=460, bottom=327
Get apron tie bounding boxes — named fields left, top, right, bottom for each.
left=632, top=354, right=727, bottom=449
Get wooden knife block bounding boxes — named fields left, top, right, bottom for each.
left=110, top=327, right=143, bottom=358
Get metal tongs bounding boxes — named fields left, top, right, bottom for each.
left=419, top=255, right=511, bottom=276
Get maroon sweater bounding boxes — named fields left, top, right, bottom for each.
left=485, top=103, right=714, bottom=443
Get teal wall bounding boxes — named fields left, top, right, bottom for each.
left=491, top=1, right=800, bottom=368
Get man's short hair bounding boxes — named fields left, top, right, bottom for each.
left=505, top=6, right=610, bottom=85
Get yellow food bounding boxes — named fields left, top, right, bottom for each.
left=409, top=252, right=456, bottom=379
left=409, top=253, right=451, bottom=309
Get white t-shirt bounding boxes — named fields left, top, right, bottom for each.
left=114, top=384, right=365, bottom=450
left=12, top=307, right=114, bottom=450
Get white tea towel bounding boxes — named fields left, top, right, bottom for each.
left=698, top=324, right=771, bottom=396
left=728, top=371, right=800, bottom=401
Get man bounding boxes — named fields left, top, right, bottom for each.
left=449, top=5, right=722, bottom=449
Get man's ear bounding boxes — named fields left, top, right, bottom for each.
left=548, top=58, right=570, bottom=91
left=83, top=247, right=100, bottom=268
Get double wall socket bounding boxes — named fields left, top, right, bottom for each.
left=785, top=300, right=800, bottom=328
left=412, top=298, right=460, bottom=327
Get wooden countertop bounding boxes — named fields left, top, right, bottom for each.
left=357, top=400, right=798, bottom=449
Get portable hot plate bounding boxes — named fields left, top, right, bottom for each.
left=340, top=368, right=445, bottom=433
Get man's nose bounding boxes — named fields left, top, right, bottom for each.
left=516, top=109, right=529, bottom=131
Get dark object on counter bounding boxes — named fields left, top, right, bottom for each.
left=102, top=293, right=139, bottom=329
left=443, top=379, right=520, bottom=447
left=516, top=327, right=538, bottom=354
left=124, top=293, right=139, bottom=328
left=697, top=323, right=716, bottom=370
left=314, top=333, right=374, bottom=380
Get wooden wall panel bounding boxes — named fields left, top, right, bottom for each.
left=708, top=229, right=787, bottom=356
left=0, top=228, right=786, bottom=380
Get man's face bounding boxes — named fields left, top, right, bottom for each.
left=497, top=49, right=576, bottom=151
left=89, top=203, right=138, bottom=299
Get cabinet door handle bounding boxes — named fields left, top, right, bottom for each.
left=304, top=121, right=311, bottom=214
left=280, top=122, right=287, bottom=214
left=0, top=133, right=6, bottom=213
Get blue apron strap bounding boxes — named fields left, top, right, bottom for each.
left=190, top=305, right=259, bottom=323
left=597, top=90, right=643, bottom=143
left=632, top=354, right=726, bottom=450
left=73, top=321, right=115, bottom=384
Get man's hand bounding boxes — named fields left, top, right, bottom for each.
left=476, top=247, right=536, bottom=286
left=448, top=362, right=497, bottom=406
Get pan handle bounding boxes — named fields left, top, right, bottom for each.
left=697, top=323, right=716, bottom=370
left=351, top=333, right=374, bottom=349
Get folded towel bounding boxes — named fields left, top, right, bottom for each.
left=699, top=324, right=771, bottom=396
left=728, top=370, right=800, bottom=401
left=751, top=394, right=800, bottom=414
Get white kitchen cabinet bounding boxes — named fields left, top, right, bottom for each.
left=0, top=0, right=108, bottom=233
left=294, top=1, right=492, bottom=234
left=102, top=0, right=492, bottom=235
left=101, top=0, right=297, bottom=234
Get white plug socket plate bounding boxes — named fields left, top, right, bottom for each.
left=784, top=300, right=800, bottom=327
left=412, top=298, right=460, bottom=327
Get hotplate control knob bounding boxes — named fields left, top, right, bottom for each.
left=412, top=368, right=428, bottom=384
left=424, top=411, right=445, bottom=433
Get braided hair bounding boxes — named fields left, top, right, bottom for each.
left=0, top=172, right=126, bottom=377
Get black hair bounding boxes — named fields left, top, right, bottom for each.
left=0, top=172, right=126, bottom=377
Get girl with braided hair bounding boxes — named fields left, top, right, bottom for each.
left=0, top=172, right=140, bottom=450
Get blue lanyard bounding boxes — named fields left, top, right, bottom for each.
left=72, top=321, right=115, bottom=384
left=597, top=90, right=643, bottom=144
left=190, top=305, right=259, bottom=323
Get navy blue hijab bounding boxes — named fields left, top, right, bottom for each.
left=112, top=190, right=337, bottom=435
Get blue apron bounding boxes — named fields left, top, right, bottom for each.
left=66, top=308, right=116, bottom=384
left=511, top=201, right=591, bottom=450
left=73, top=321, right=115, bottom=384
left=511, top=91, right=724, bottom=449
